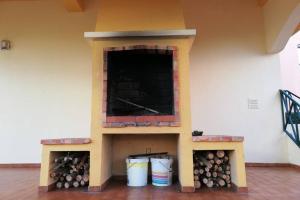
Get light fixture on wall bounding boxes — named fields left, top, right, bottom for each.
left=1, top=40, right=11, bottom=50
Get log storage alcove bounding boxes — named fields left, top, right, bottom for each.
left=192, top=135, right=248, bottom=193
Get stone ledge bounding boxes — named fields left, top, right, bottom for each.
left=192, top=135, right=244, bottom=142
left=41, top=138, right=91, bottom=145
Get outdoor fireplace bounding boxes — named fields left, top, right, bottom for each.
left=39, top=0, right=248, bottom=193
left=103, top=46, right=180, bottom=127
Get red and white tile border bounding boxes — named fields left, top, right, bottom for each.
left=192, top=135, right=244, bottom=142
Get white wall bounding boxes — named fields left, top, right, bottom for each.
left=184, top=0, right=287, bottom=163
left=0, top=0, right=288, bottom=163
left=0, top=0, right=98, bottom=163
left=279, top=31, right=300, bottom=165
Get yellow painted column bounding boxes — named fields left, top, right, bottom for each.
left=178, top=135, right=194, bottom=191
left=39, top=147, right=51, bottom=186
left=177, top=39, right=194, bottom=191
left=88, top=138, right=102, bottom=190
left=230, top=143, right=247, bottom=187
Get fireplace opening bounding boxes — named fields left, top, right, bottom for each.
left=106, top=48, right=174, bottom=116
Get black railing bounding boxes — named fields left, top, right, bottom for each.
left=280, top=90, right=300, bottom=147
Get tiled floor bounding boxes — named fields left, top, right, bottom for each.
left=0, top=167, right=300, bottom=200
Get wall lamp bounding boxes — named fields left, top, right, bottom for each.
left=1, top=40, right=11, bottom=50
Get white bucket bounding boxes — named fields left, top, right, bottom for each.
left=126, top=157, right=149, bottom=187
left=150, top=157, right=173, bottom=186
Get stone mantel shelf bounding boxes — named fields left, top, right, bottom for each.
left=84, top=29, right=196, bottom=40
left=192, top=135, right=244, bottom=142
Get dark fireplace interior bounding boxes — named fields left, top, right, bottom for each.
left=106, top=49, right=174, bottom=116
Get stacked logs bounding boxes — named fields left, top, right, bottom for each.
left=50, top=152, right=90, bottom=189
left=193, top=150, right=231, bottom=189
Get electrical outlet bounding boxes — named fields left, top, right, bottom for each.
left=146, top=147, right=151, bottom=154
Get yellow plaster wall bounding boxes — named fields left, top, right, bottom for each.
left=95, top=0, right=185, bottom=31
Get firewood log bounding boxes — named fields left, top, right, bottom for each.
left=73, top=181, right=80, bottom=188
left=212, top=172, right=218, bottom=178
left=216, top=150, right=225, bottom=158
left=194, top=181, right=201, bottom=189
left=64, top=182, right=71, bottom=189
left=206, top=172, right=211, bottom=177
left=206, top=152, right=214, bottom=160
left=225, top=175, right=231, bottom=181
left=224, top=156, right=229, bottom=162
left=206, top=180, right=214, bottom=188
left=66, top=174, right=73, bottom=182
left=217, top=167, right=223, bottom=172
left=218, top=173, right=227, bottom=179
left=56, top=182, right=63, bottom=189
left=83, top=174, right=89, bottom=183
left=194, top=169, right=199, bottom=175
left=194, top=175, right=199, bottom=181
left=73, top=158, right=79, bottom=165
left=199, top=157, right=213, bottom=168
left=202, top=178, right=209, bottom=184
left=199, top=169, right=205, bottom=175
left=76, top=175, right=82, bottom=182
left=225, top=170, right=231, bottom=175
left=80, top=180, right=85, bottom=186
left=227, top=183, right=232, bottom=188
left=213, top=164, right=219, bottom=171
left=76, top=154, right=88, bottom=170
left=214, top=158, right=222, bottom=165
left=217, top=178, right=226, bottom=187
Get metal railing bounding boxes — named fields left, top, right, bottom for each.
left=280, top=90, right=300, bottom=147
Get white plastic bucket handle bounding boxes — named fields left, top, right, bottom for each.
left=158, top=161, right=173, bottom=172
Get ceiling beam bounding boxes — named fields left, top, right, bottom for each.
left=257, top=0, right=268, bottom=7
left=63, top=0, right=84, bottom=12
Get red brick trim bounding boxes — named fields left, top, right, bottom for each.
left=88, top=177, right=112, bottom=192
left=102, top=45, right=180, bottom=128
left=246, top=162, right=296, bottom=167
left=232, top=183, right=248, bottom=193
left=181, top=186, right=195, bottom=193
left=192, top=135, right=244, bottom=142
left=88, top=186, right=102, bottom=192
left=290, top=163, right=300, bottom=171
left=0, top=163, right=41, bottom=168
left=41, top=138, right=91, bottom=145
left=38, top=182, right=56, bottom=192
